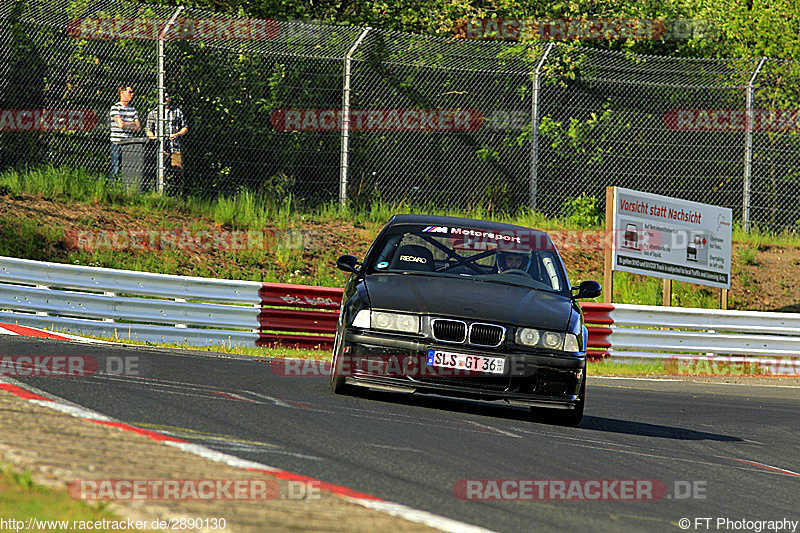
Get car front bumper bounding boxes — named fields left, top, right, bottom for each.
left=340, top=330, right=585, bottom=409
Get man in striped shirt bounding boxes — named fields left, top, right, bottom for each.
left=109, top=85, right=141, bottom=179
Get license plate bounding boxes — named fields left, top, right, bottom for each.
left=426, top=349, right=505, bottom=374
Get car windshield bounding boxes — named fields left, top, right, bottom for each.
left=366, top=224, right=569, bottom=294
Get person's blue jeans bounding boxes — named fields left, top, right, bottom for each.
left=109, top=143, right=121, bottom=179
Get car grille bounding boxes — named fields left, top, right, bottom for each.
left=416, top=376, right=510, bottom=391
left=469, top=323, right=505, bottom=347
left=432, top=319, right=467, bottom=343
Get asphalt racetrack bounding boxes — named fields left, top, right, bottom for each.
left=4, top=336, right=799, bottom=532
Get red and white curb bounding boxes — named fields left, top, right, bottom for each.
left=0, top=322, right=111, bottom=343
left=0, top=377, right=492, bottom=533
left=0, top=323, right=71, bottom=340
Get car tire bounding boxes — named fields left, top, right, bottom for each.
left=329, top=329, right=354, bottom=395
left=561, top=374, right=585, bottom=426
left=530, top=372, right=585, bottom=426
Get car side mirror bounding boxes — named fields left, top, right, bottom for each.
left=336, top=254, right=361, bottom=273
left=572, top=280, right=602, bottom=300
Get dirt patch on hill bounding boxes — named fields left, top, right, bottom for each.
left=0, top=193, right=377, bottom=286
left=734, top=244, right=800, bottom=312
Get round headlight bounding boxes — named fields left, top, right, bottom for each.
left=373, top=313, right=393, bottom=329
left=395, top=314, right=418, bottom=332
left=516, top=328, right=540, bottom=347
left=542, top=332, right=563, bottom=349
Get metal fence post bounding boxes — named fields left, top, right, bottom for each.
left=339, top=28, right=371, bottom=209
left=157, top=7, right=184, bottom=194
left=743, top=56, right=766, bottom=232
left=529, top=43, right=554, bottom=211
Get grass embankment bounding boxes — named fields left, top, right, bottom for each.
left=2, top=165, right=800, bottom=311
left=0, top=467, right=123, bottom=527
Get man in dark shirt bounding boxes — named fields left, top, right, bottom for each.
left=145, top=91, right=188, bottom=196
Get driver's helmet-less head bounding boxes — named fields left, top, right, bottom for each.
left=497, top=250, right=532, bottom=272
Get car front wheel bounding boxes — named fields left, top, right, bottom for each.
left=531, top=372, right=585, bottom=426
left=329, top=329, right=354, bottom=395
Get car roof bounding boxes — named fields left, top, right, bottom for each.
left=386, top=214, right=550, bottom=238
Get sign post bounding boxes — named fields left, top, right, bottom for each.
left=603, top=187, right=615, bottom=304
left=605, top=186, right=732, bottom=306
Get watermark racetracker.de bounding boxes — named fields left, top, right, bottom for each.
left=453, top=18, right=717, bottom=41
left=666, top=356, right=800, bottom=377
left=66, top=17, right=279, bottom=40
left=1, top=518, right=228, bottom=531
left=64, top=229, right=306, bottom=252
left=0, top=355, right=139, bottom=377
left=270, top=109, right=484, bottom=132
left=271, top=355, right=800, bottom=379
left=68, top=478, right=321, bottom=501
left=665, top=109, right=800, bottom=131
left=0, top=109, right=97, bottom=131
left=453, top=479, right=707, bottom=501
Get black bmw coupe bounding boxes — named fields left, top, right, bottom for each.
left=331, top=214, right=601, bottom=425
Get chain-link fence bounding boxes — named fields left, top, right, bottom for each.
left=2, top=0, right=800, bottom=230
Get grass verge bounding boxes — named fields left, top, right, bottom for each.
left=0, top=466, right=121, bottom=525
left=0, top=165, right=605, bottom=231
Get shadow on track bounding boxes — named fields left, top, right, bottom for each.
left=347, top=388, right=743, bottom=442
left=577, top=416, right=742, bottom=441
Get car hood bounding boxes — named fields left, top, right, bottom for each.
left=364, top=274, right=573, bottom=331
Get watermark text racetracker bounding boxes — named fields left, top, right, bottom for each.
left=667, top=356, right=800, bottom=377
left=271, top=109, right=561, bottom=132
left=1, top=518, right=228, bottom=531
left=271, top=109, right=484, bottom=132
left=65, top=229, right=306, bottom=252
left=68, top=478, right=321, bottom=501
left=67, top=17, right=279, bottom=40
left=272, top=356, right=800, bottom=379
left=665, top=109, right=800, bottom=131
left=0, top=109, right=97, bottom=132
left=0, top=355, right=139, bottom=377
left=453, top=18, right=717, bottom=41
left=454, top=479, right=707, bottom=501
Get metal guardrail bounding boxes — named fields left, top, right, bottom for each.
left=0, top=256, right=261, bottom=302
left=1, top=256, right=796, bottom=358
left=0, top=312, right=261, bottom=347
left=0, top=282, right=259, bottom=328
left=0, top=256, right=337, bottom=349
left=582, top=303, right=800, bottom=359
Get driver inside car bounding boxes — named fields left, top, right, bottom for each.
left=496, top=250, right=532, bottom=273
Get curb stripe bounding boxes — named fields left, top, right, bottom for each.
left=730, top=458, right=800, bottom=477
left=0, top=323, right=72, bottom=340
left=348, top=497, right=493, bottom=533
left=0, top=383, right=53, bottom=401
left=30, top=400, right=113, bottom=421
left=248, top=468, right=381, bottom=501
left=86, top=420, right=188, bottom=443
